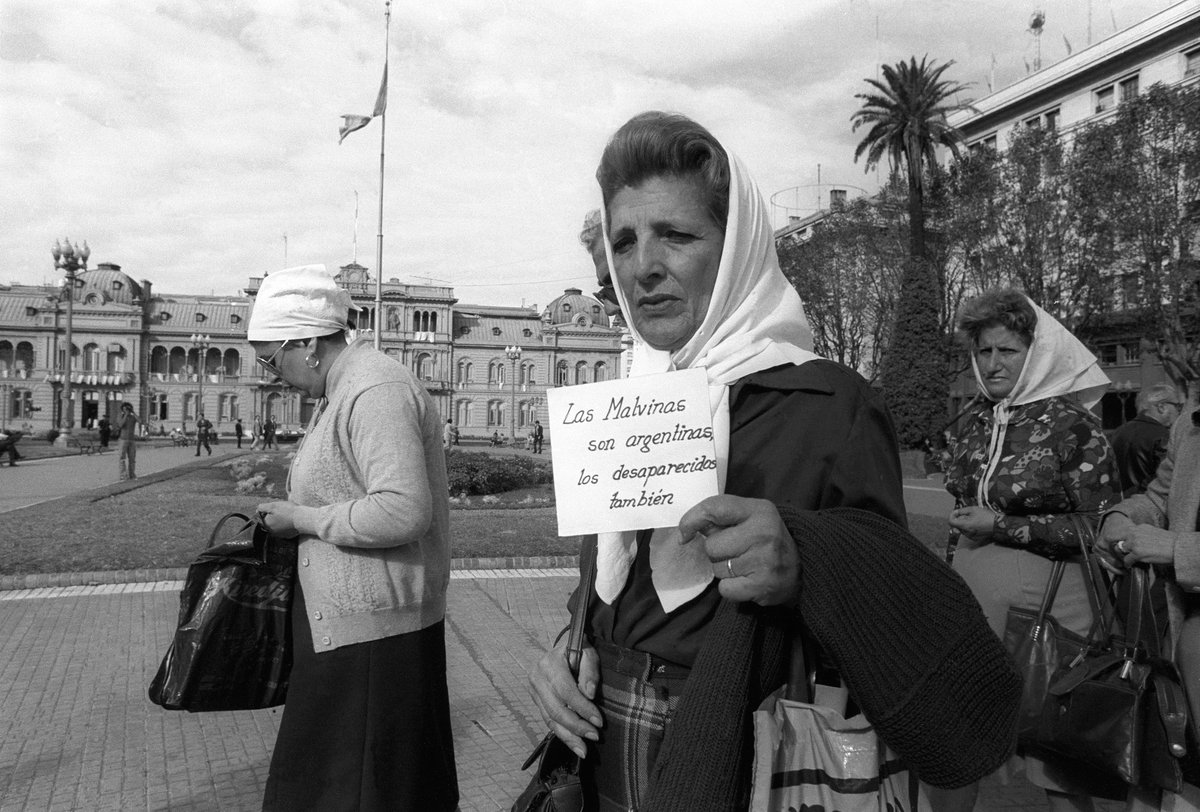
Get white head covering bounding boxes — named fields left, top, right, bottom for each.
left=970, top=295, right=1110, bottom=510
left=596, top=149, right=820, bottom=611
left=247, top=265, right=354, bottom=342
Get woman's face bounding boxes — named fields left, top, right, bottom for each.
left=608, top=175, right=724, bottom=352
left=974, top=325, right=1031, bottom=400
left=252, top=340, right=325, bottom=397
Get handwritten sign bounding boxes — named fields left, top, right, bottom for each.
left=546, top=368, right=719, bottom=536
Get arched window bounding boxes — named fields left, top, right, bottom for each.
left=386, top=307, right=399, bottom=331
left=429, top=311, right=438, bottom=333
left=575, top=361, right=588, bottom=385
left=412, top=311, right=421, bottom=332
left=0, top=341, right=11, bottom=372
left=182, top=392, right=196, bottom=421
left=203, top=347, right=221, bottom=377
left=150, top=347, right=168, bottom=376
left=219, top=393, right=239, bottom=422
left=151, top=393, right=168, bottom=421
left=488, top=400, right=505, bottom=428
left=83, top=343, right=102, bottom=372
left=58, top=343, right=79, bottom=371
left=169, top=347, right=186, bottom=376
left=456, top=399, right=472, bottom=427
left=415, top=353, right=432, bottom=380
left=557, top=360, right=569, bottom=385
left=223, top=349, right=240, bottom=378
left=594, top=361, right=608, bottom=382
left=15, top=342, right=34, bottom=373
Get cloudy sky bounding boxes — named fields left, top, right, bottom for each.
left=0, top=0, right=1178, bottom=310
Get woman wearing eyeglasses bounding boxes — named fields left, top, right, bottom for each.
left=249, top=265, right=458, bottom=812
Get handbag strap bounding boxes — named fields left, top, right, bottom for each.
left=1069, top=513, right=1117, bottom=645
left=1035, top=560, right=1068, bottom=628
left=208, top=512, right=255, bottom=548
left=566, top=537, right=598, bottom=677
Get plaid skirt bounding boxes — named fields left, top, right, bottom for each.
left=585, top=641, right=691, bottom=812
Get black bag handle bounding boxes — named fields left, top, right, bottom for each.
left=566, top=536, right=598, bottom=676
left=206, top=512, right=266, bottom=550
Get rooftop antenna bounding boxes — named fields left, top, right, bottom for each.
left=1029, top=10, right=1045, bottom=72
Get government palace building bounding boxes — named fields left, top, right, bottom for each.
left=0, top=259, right=627, bottom=441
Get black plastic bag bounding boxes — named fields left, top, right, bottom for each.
left=149, top=512, right=295, bottom=712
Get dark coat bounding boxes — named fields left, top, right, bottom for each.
left=1112, top=413, right=1170, bottom=496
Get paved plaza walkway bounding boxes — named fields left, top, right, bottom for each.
left=0, top=452, right=1122, bottom=811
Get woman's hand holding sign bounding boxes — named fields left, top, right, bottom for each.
left=679, top=495, right=800, bottom=607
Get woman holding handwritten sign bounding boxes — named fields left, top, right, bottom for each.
left=528, top=112, right=1019, bottom=811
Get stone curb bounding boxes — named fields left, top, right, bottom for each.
left=0, top=555, right=580, bottom=591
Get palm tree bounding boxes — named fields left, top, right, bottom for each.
left=852, top=56, right=972, bottom=262
left=851, top=56, right=972, bottom=448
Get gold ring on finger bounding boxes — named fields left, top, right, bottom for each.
left=726, top=559, right=735, bottom=578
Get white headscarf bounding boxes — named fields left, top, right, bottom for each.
left=247, top=265, right=354, bottom=342
left=970, top=296, right=1110, bottom=510
left=596, top=150, right=820, bottom=611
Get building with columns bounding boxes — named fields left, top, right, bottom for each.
left=0, top=260, right=624, bottom=440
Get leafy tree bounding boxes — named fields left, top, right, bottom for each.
left=777, top=195, right=905, bottom=381
left=851, top=56, right=972, bottom=446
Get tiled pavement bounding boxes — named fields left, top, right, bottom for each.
left=0, top=570, right=1128, bottom=812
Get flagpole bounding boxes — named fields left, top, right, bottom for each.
left=374, top=0, right=391, bottom=350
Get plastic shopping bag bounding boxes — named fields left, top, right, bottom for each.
left=148, top=513, right=295, bottom=712
left=750, top=684, right=931, bottom=812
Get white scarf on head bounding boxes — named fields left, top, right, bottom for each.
left=596, top=152, right=820, bottom=612
left=971, top=297, right=1110, bottom=510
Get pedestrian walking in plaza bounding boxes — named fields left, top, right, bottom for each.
left=1112, top=383, right=1184, bottom=497
left=250, top=414, right=263, bottom=451
left=250, top=264, right=457, bottom=812
left=529, top=112, right=1017, bottom=812
left=194, top=413, right=212, bottom=456
left=0, top=428, right=22, bottom=467
left=98, top=416, right=111, bottom=448
left=532, top=420, right=543, bottom=454
left=234, top=417, right=244, bottom=449
left=443, top=418, right=454, bottom=450
left=116, top=402, right=142, bottom=480
left=945, top=288, right=1119, bottom=810
left=263, top=417, right=276, bottom=449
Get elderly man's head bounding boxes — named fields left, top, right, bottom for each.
left=1138, top=383, right=1184, bottom=426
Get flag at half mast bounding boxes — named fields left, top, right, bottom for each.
left=338, top=64, right=388, bottom=144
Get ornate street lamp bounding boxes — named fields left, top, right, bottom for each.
left=505, top=345, right=522, bottom=443
left=51, top=238, right=89, bottom=444
left=191, top=333, right=211, bottom=430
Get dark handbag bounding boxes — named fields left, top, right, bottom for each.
left=1038, top=563, right=1192, bottom=791
left=148, top=513, right=296, bottom=712
left=1003, top=558, right=1091, bottom=749
left=510, top=538, right=597, bottom=812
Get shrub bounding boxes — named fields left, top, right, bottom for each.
left=445, top=451, right=553, bottom=495
left=46, top=429, right=60, bottom=445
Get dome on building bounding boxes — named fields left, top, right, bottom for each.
left=73, top=264, right=143, bottom=306
left=542, top=287, right=611, bottom=329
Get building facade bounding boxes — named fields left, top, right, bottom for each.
left=0, top=262, right=624, bottom=440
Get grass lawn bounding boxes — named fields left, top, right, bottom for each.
left=0, top=453, right=951, bottom=576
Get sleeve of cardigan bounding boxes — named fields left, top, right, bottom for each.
left=991, top=412, right=1120, bottom=559
left=293, top=381, right=433, bottom=548
left=818, top=382, right=907, bottom=527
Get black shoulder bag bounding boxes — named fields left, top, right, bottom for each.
left=510, top=537, right=598, bottom=812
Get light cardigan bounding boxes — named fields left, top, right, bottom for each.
left=288, top=339, right=451, bottom=651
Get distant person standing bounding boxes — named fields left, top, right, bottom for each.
left=1112, top=383, right=1184, bottom=496
left=264, top=417, right=276, bottom=450
left=0, top=429, right=22, bottom=467
left=234, top=417, right=244, bottom=449
left=98, top=416, right=112, bottom=448
left=532, top=420, right=544, bottom=454
left=116, top=402, right=141, bottom=480
left=194, top=413, right=213, bottom=456
left=443, top=419, right=454, bottom=450
left=250, top=414, right=263, bottom=451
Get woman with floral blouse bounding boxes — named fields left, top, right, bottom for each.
left=945, top=287, right=1120, bottom=812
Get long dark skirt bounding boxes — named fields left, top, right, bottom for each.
left=263, top=584, right=458, bottom=812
